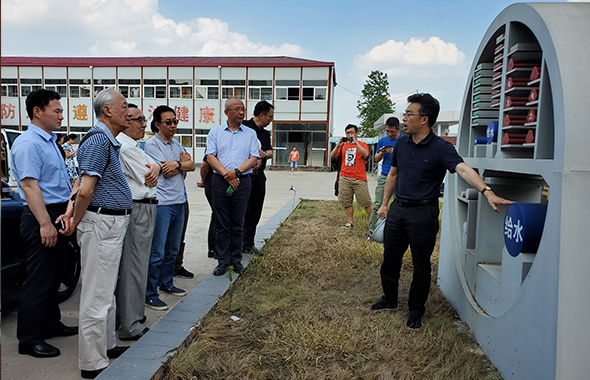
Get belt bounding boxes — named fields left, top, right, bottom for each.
left=133, top=198, right=158, bottom=205
left=87, top=205, right=132, bottom=215
left=395, top=197, right=437, bottom=207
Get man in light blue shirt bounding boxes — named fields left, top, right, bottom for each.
left=206, top=97, right=259, bottom=276
left=369, top=117, right=400, bottom=229
left=144, top=105, right=195, bottom=311
left=11, top=89, right=78, bottom=359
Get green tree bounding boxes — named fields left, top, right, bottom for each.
left=356, top=70, right=395, bottom=137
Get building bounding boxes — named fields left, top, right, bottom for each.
left=1, top=56, right=335, bottom=167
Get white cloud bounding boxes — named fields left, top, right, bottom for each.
left=345, top=36, right=471, bottom=122
left=1, top=0, right=305, bottom=57
left=355, top=36, right=466, bottom=73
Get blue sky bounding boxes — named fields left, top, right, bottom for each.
left=1, top=0, right=582, bottom=135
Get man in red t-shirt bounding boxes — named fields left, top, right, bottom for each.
left=330, top=124, right=373, bottom=228
left=289, top=147, right=299, bottom=175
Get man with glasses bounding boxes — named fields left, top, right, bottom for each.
left=372, top=93, right=512, bottom=329
left=144, top=105, right=195, bottom=311
left=241, top=100, right=274, bottom=256
left=368, top=117, right=400, bottom=230
left=115, top=104, right=161, bottom=340
left=206, top=98, right=259, bottom=276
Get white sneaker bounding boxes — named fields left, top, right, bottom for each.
left=343, top=222, right=353, bottom=228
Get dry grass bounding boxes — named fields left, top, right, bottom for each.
left=164, top=200, right=502, bottom=380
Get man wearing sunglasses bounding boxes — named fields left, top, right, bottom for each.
left=144, top=105, right=195, bottom=312
left=372, top=93, right=512, bottom=330
left=241, top=100, right=274, bottom=256
left=115, top=104, right=161, bottom=341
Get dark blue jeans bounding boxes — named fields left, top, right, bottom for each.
left=211, top=173, right=252, bottom=266
left=380, top=198, right=439, bottom=318
left=146, top=203, right=185, bottom=301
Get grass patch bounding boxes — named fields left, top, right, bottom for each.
left=164, top=200, right=502, bottom=380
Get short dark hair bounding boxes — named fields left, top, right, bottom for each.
left=128, top=103, right=138, bottom=109
left=345, top=124, right=358, bottom=133
left=385, top=117, right=399, bottom=129
left=26, top=88, right=61, bottom=119
left=253, top=100, right=274, bottom=117
left=150, top=105, right=175, bottom=133
left=407, top=93, right=440, bottom=128
left=65, top=133, right=78, bottom=142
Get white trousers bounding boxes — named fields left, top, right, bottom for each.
left=77, top=211, right=129, bottom=371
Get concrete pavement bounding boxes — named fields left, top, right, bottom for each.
left=1, top=169, right=377, bottom=380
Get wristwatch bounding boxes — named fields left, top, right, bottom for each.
left=235, top=168, right=242, bottom=178
left=481, top=185, right=492, bottom=195
left=176, top=160, right=182, bottom=170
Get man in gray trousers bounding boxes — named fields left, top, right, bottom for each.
left=115, top=104, right=161, bottom=340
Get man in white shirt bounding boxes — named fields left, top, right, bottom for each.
left=115, top=104, right=161, bottom=340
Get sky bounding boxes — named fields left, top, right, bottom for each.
left=1, top=0, right=585, bottom=136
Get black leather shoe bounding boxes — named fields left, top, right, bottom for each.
left=370, top=296, right=398, bottom=310
left=81, top=367, right=107, bottom=379
left=18, top=341, right=60, bottom=358
left=406, top=313, right=423, bottom=329
left=120, top=327, right=149, bottom=341
left=106, top=346, right=129, bottom=358
left=233, top=262, right=245, bottom=274
left=213, top=264, right=228, bottom=276
left=44, top=324, right=78, bottom=338
left=207, top=250, right=216, bottom=258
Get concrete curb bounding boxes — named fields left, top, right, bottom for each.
left=97, top=198, right=302, bottom=380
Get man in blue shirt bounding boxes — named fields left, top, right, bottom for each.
left=368, top=117, right=400, bottom=230
left=206, top=97, right=259, bottom=276
left=144, top=105, right=195, bottom=311
left=373, top=93, right=512, bottom=329
left=11, top=89, right=78, bottom=358
left=64, top=88, right=133, bottom=379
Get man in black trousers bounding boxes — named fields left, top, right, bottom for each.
left=11, top=89, right=78, bottom=358
left=241, top=100, right=274, bottom=256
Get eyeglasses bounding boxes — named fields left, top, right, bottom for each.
left=129, top=117, right=146, bottom=123
left=226, top=107, right=246, bottom=112
left=160, top=119, right=179, bottom=126
left=263, top=113, right=274, bottom=119
left=403, top=112, right=424, bottom=118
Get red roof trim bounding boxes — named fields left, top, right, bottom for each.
left=1, top=56, right=334, bottom=68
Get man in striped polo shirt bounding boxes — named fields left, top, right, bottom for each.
left=66, top=88, right=133, bottom=379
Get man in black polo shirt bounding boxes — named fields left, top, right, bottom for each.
left=241, top=100, right=274, bottom=256
left=372, top=93, right=512, bottom=329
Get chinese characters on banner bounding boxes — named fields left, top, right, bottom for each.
left=72, top=104, right=88, bottom=121
left=1, top=104, right=15, bottom=119
left=199, top=107, right=215, bottom=123
left=174, top=106, right=190, bottom=122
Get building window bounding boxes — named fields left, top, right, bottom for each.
left=21, top=85, right=42, bottom=97
left=195, top=136, right=207, bottom=148
left=4, top=85, right=18, bottom=97
left=302, top=87, right=327, bottom=101
left=249, top=87, right=273, bottom=101
left=155, top=86, right=166, bottom=99
left=45, top=85, right=67, bottom=97
left=119, top=79, right=141, bottom=99
left=170, top=86, right=193, bottom=99
left=276, top=87, right=287, bottom=100
left=222, top=87, right=245, bottom=99
left=207, top=87, right=219, bottom=100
